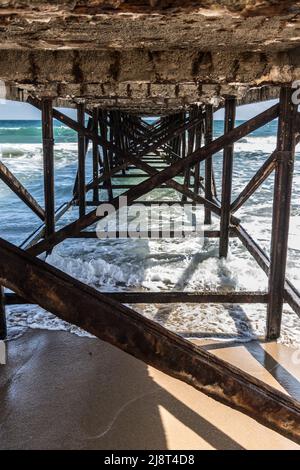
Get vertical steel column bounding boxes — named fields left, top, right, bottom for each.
left=182, top=112, right=186, bottom=159
left=182, top=111, right=195, bottom=202
left=267, top=87, right=298, bottom=340
left=0, top=286, right=6, bottom=340
left=99, top=111, right=113, bottom=201
left=77, top=103, right=86, bottom=218
left=42, top=98, right=55, bottom=238
left=204, top=104, right=214, bottom=224
left=92, top=108, right=99, bottom=203
left=108, top=111, right=115, bottom=170
left=219, top=97, right=236, bottom=258
left=193, top=116, right=202, bottom=194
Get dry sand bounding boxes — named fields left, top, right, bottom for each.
left=0, top=329, right=299, bottom=450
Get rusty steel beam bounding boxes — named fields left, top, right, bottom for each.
left=99, top=110, right=113, bottom=201
left=73, top=118, right=94, bottom=198
left=84, top=291, right=270, bottom=304
left=234, top=223, right=300, bottom=320
left=182, top=110, right=196, bottom=202
left=129, top=115, right=187, bottom=155
left=82, top=200, right=214, bottom=207
left=92, top=108, right=100, bottom=203
left=85, top=161, right=128, bottom=193
left=70, top=229, right=232, bottom=239
left=1, top=237, right=300, bottom=443
left=77, top=103, right=86, bottom=218
left=19, top=201, right=73, bottom=250
left=5, top=290, right=267, bottom=305
left=0, top=286, right=6, bottom=340
left=230, top=114, right=300, bottom=217
left=285, top=282, right=300, bottom=320
left=73, top=117, right=94, bottom=198
left=267, top=88, right=299, bottom=340
left=220, top=97, right=236, bottom=258
left=41, top=98, right=55, bottom=238
left=231, top=131, right=299, bottom=214
left=204, top=104, right=213, bottom=224
left=0, top=160, right=45, bottom=220
left=231, top=152, right=277, bottom=213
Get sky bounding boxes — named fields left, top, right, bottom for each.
left=0, top=100, right=77, bottom=120
left=0, top=98, right=278, bottom=120
left=214, top=99, right=278, bottom=119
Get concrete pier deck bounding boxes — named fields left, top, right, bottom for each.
left=0, top=329, right=299, bottom=450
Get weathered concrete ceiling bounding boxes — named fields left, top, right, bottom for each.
left=0, top=1, right=300, bottom=113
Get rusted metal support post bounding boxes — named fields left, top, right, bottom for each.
left=92, top=108, right=99, bottom=203
left=0, top=286, right=6, bottom=340
left=72, top=117, right=92, bottom=198
left=108, top=111, right=115, bottom=169
left=194, top=108, right=202, bottom=195
left=219, top=97, right=236, bottom=258
left=204, top=105, right=214, bottom=224
left=115, top=112, right=126, bottom=175
left=77, top=103, right=86, bottom=218
left=267, top=87, right=298, bottom=340
left=99, top=111, right=113, bottom=201
left=231, top=152, right=277, bottom=213
left=41, top=98, right=55, bottom=238
left=181, top=113, right=186, bottom=159
left=182, top=111, right=195, bottom=202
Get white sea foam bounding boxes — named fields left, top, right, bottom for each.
left=0, top=143, right=78, bottom=198
left=235, top=135, right=300, bottom=154
left=235, top=136, right=278, bottom=154
left=47, top=249, right=140, bottom=287
left=0, top=127, right=23, bottom=131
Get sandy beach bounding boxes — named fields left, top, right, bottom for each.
left=0, top=329, right=299, bottom=450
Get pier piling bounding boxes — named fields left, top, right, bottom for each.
left=0, top=286, right=6, bottom=341
left=219, top=96, right=236, bottom=258
left=267, top=87, right=298, bottom=340
left=41, top=98, right=55, bottom=238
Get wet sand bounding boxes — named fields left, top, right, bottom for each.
left=0, top=329, right=299, bottom=450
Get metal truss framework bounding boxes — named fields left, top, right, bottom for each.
left=0, top=87, right=300, bottom=443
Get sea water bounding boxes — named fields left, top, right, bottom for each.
left=1, top=118, right=300, bottom=346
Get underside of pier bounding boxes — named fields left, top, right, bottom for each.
left=1, top=0, right=300, bottom=446
left=1, top=0, right=300, bottom=113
